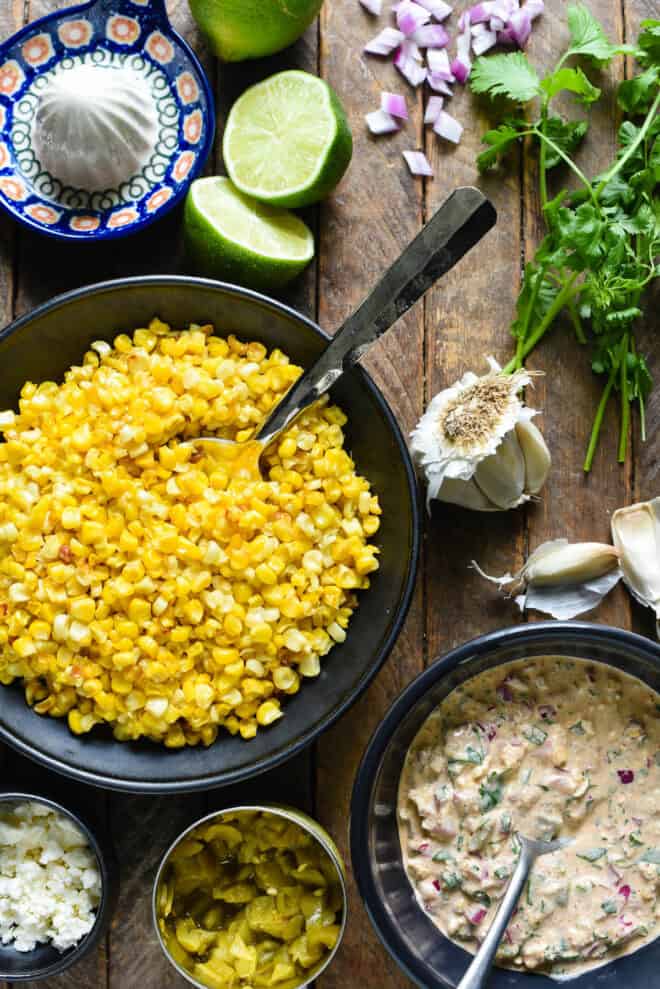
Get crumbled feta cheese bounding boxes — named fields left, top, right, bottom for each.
left=0, top=801, right=101, bottom=953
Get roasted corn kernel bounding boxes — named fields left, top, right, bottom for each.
left=0, top=323, right=381, bottom=745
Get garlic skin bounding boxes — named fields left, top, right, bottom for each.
left=473, top=539, right=622, bottom=620
left=611, top=497, right=660, bottom=636
left=410, top=357, right=551, bottom=511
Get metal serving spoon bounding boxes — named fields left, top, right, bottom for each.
left=457, top=834, right=572, bottom=989
left=185, top=186, right=497, bottom=479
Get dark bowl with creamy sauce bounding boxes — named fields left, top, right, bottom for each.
left=350, top=622, right=660, bottom=988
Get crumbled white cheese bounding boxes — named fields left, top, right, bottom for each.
left=0, top=800, right=101, bottom=953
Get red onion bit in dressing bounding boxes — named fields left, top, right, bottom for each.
left=617, top=769, right=635, bottom=784
left=619, top=884, right=632, bottom=901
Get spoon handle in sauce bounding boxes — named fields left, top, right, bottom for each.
left=255, top=186, right=496, bottom=448
left=457, top=838, right=535, bottom=989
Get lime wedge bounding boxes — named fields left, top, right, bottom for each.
left=184, top=177, right=314, bottom=291
left=223, top=70, right=353, bottom=208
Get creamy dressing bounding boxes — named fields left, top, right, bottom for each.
left=397, top=657, right=660, bottom=979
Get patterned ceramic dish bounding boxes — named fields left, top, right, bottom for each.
left=0, top=0, right=215, bottom=240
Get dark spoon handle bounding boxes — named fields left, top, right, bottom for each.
left=256, top=186, right=497, bottom=447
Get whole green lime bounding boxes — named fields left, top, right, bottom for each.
left=189, top=0, right=324, bottom=61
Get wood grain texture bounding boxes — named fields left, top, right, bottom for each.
left=623, top=0, right=660, bottom=642
left=523, top=2, right=632, bottom=628
left=314, top=3, right=424, bottom=988
left=424, top=28, right=526, bottom=653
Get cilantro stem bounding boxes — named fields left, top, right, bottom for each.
left=584, top=365, right=617, bottom=473
left=503, top=273, right=580, bottom=372
left=567, top=301, right=586, bottom=344
left=538, top=110, right=549, bottom=209
left=531, top=128, right=595, bottom=199
left=618, top=333, right=630, bottom=464
left=595, top=89, right=660, bottom=198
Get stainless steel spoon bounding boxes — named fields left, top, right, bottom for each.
left=457, top=834, right=572, bottom=989
left=185, top=186, right=497, bottom=478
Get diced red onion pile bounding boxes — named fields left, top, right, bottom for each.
left=361, top=0, right=543, bottom=173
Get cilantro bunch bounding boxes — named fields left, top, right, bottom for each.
left=470, top=7, right=660, bottom=470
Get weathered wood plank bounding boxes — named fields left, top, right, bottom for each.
left=315, top=3, right=424, bottom=988
left=523, top=1, right=632, bottom=628
left=107, top=793, right=205, bottom=989
left=624, top=0, right=660, bottom=641
left=424, top=26, right=525, bottom=650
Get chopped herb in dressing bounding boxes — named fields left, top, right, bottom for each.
left=523, top=726, right=548, bottom=746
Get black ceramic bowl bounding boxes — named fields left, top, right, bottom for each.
left=0, top=276, right=419, bottom=793
left=0, top=791, right=116, bottom=982
left=350, top=622, right=660, bottom=989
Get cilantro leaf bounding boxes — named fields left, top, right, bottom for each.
left=637, top=19, right=660, bottom=67
left=511, top=258, right=563, bottom=342
left=618, top=66, right=660, bottom=115
left=470, top=52, right=542, bottom=103
left=541, top=66, right=601, bottom=104
left=542, top=116, right=589, bottom=169
left=476, top=119, right=528, bottom=171
left=566, top=4, right=631, bottom=64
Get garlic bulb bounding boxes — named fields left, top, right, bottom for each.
left=474, top=539, right=622, bottom=619
left=410, top=357, right=551, bottom=511
left=611, top=497, right=660, bottom=636
left=33, top=65, right=158, bottom=191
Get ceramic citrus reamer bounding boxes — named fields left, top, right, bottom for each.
left=0, top=0, right=214, bottom=240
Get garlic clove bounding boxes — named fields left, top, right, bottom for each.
left=515, top=418, right=551, bottom=494
left=474, top=430, right=526, bottom=509
left=473, top=538, right=622, bottom=619
left=436, top=477, right=499, bottom=511
left=611, top=497, right=660, bottom=632
left=523, top=540, right=620, bottom=587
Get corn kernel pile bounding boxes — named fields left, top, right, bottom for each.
left=0, top=321, right=381, bottom=747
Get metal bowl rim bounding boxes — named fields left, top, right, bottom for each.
left=152, top=802, right=348, bottom=989
left=0, top=790, right=113, bottom=981
left=350, top=620, right=660, bottom=989
left=0, top=274, right=421, bottom=793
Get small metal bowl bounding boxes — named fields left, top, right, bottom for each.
left=153, top=804, right=347, bottom=989
left=0, top=791, right=117, bottom=982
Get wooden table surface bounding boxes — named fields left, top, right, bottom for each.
left=0, top=0, right=657, bottom=987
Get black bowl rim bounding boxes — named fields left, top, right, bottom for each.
left=0, top=790, right=114, bottom=981
left=0, top=274, right=421, bottom=792
left=350, top=621, right=660, bottom=989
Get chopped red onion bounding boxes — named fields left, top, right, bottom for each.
left=433, top=109, right=463, bottom=142
left=366, top=108, right=400, bottom=134
left=427, top=47, right=454, bottom=79
left=450, top=55, right=471, bottom=83
left=416, top=0, right=453, bottom=19
left=432, top=878, right=442, bottom=891
left=397, top=0, right=431, bottom=36
left=401, top=37, right=423, bottom=60
left=469, top=2, right=494, bottom=23
left=497, top=683, right=513, bottom=702
left=428, top=74, right=453, bottom=95
left=472, top=27, right=497, bottom=52
left=619, top=884, right=632, bottom=901
left=526, top=0, right=544, bottom=19
left=412, top=23, right=450, bottom=46
left=403, top=150, right=434, bottom=176
left=394, top=46, right=428, bottom=86
left=381, top=91, right=409, bottom=119
left=424, top=94, right=444, bottom=123
left=507, top=7, right=532, bottom=46
left=358, top=0, right=383, bottom=13
left=364, top=27, right=405, bottom=54
left=538, top=704, right=556, bottom=721
left=617, top=769, right=635, bottom=784
left=457, top=10, right=470, bottom=31
left=490, top=15, right=505, bottom=30
left=417, top=841, right=431, bottom=854
left=468, top=908, right=488, bottom=925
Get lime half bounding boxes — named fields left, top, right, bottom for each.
left=223, top=70, right=353, bottom=209
left=184, top=177, right=314, bottom=292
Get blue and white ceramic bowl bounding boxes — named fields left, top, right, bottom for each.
left=0, top=0, right=215, bottom=240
